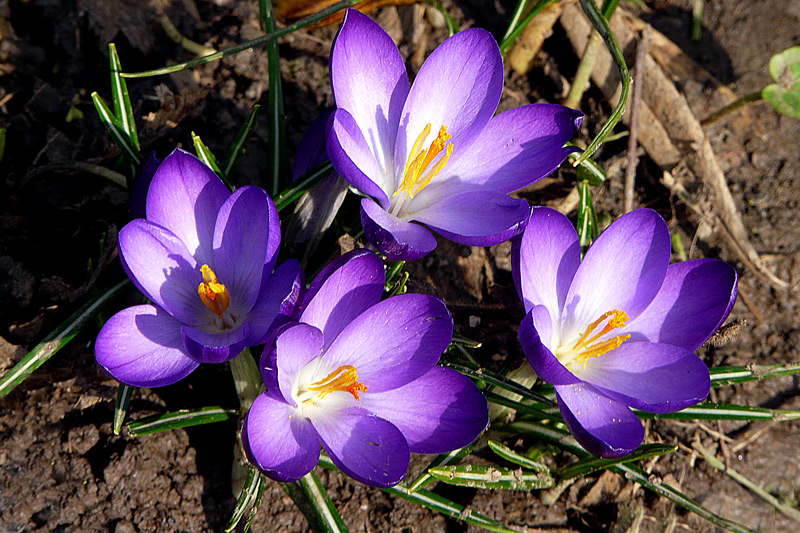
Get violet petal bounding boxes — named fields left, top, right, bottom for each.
left=360, top=197, right=437, bottom=260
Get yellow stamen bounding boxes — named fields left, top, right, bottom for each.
left=198, top=264, right=230, bottom=318
left=394, top=123, right=453, bottom=199
left=570, top=310, right=630, bottom=367
left=307, top=365, right=368, bottom=400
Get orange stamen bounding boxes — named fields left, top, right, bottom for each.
left=394, top=124, right=453, bottom=199
left=570, top=310, right=630, bottom=367
left=198, top=264, right=230, bottom=318
left=307, top=365, right=368, bottom=400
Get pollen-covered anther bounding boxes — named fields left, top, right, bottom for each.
left=571, top=309, right=630, bottom=367
left=395, top=123, right=453, bottom=199
left=198, top=264, right=231, bottom=317
left=307, top=365, right=368, bottom=400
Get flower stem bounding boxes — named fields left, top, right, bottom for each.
left=700, top=90, right=763, bottom=127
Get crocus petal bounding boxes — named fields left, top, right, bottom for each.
left=181, top=323, right=250, bottom=364
left=363, top=366, right=488, bottom=454
left=360, top=198, right=437, bottom=261
left=145, top=149, right=230, bottom=266
left=275, top=323, right=326, bottom=406
left=315, top=406, right=410, bottom=488
left=211, top=186, right=274, bottom=315
left=395, top=28, right=502, bottom=177
left=242, top=393, right=320, bottom=483
left=556, top=382, right=644, bottom=458
left=513, top=207, right=581, bottom=317
left=299, top=249, right=384, bottom=348
left=247, top=259, right=305, bottom=346
left=519, top=307, right=581, bottom=385
left=328, top=109, right=391, bottom=206
left=562, top=209, right=670, bottom=339
left=118, top=219, right=206, bottom=326
left=441, top=104, right=583, bottom=193
left=95, top=305, right=198, bottom=387
left=625, top=259, right=738, bottom=351
left=577, top=341, right=710, bottom=413
left=323, top=293, right=452, bottom=392
left=330, top=9, right=408, bottom=185
left=410, top=190, right=529, bottom=247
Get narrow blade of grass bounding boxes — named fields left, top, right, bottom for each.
left=281, top=471, right=349, bottom=533
left=710, top=363, right=800, bottom=387
left=123, top=0, right=361, bottom=78
left=113, top=384, right=135, bottom=435
left=487, top=440, right=551, bottom=472
left=406, top=444, right=475, bottom=492
left=274, top=160, right=333, bottom=212
left=559, top=443, right=676, bottom=479
left=429, top=464, right=555, bottom=490
left=91, top=93, right=142, bottom=165
left=226, top=466, right=268, bottom=532
left=126, top=406, right=238, bottom=437
left=108, top=43, right=140, bottom=151
left=636, top=402, right=800, bottom=421
left=438, top=359, right=557, bottom=407
left=222, top=104, right=261, bottom=180
left=191, top=132, right=234, bottom=192
left=499, top=0, right=557, bottom=55
left=0, top=279, right=129, bottom=398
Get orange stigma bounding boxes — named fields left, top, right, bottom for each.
left=570, top=310, right=630, bottom=367
left=198, top=264, right=230, bottom=318
left=307, top=365, right=368, bottom=400
left=394, top=123, right=453, bottom=199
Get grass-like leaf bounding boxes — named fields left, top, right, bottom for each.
left=91, top=92, right=142, bottom=165
left=487, top=440, right=551, bottom=473
left=406, top=444, right=475, bottom=493
left=113, top=384, right=134, bottom=435
left=123, top=0, right=361, bottom=79
left=108, top=43, right=140, bottom=151
left=710, top=363, right=800, bottom=387
left=222, top=104, right=261, bottom=180
left=558, top=443, right=676, bottom=479
left=191, top=132, right=235, bottom=192
left=574, top=0, right=629, bottom=165
left=0, top=279, right=129, bottom=398
left=439, top=359, right=557, bottom=407
left=569, top=150, right=607, bottom=185
left=577, top=179, right=599, bottom=254
left=281, top=471, right=349, bottom=533
left=429, top=464, right=555, bottom=490
left=226, top=466, right=268, bottom=532
left=126, top=406, right=238, bottom=437
left=636, top=402, right=800, bottom=421
left=275, top=160, right=333, bottom=212
left=508, top=420, right=756, bottom=533
left=499, top=0, right=557, bottom=55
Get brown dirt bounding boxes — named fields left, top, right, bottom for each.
left=1, top=0, right=799, bottom=531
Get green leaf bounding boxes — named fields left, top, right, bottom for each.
left=406, top=444, right=475, bottom=493
left=123, top=0, right=361, bottom=79
left=222, top=104, right=261, bottom=180
left=113, top=384, right=135, bottom=435
left=259, top=0, right=285, bottom=197
left=0, top=279, right=129, bottom=398
left=576, top=179, right=599, bottom=255
left=574, top=0, right=630, bottom=165
left=281, top=471, right=349, bottom=533
left=483, top=390, right=559, bottom=420
left=439, top=359, right=557, bottom=407
left=558, top=443, right=676, bottom=479
left=636, top=402, right=800, bottom=421
left=108, top=43, right=140, bottom=151
left=274, top=160, right=333, bottom=212
left=710, top=362, right=800, bottom=387
left=191, top=132, right=235, bottom=192
left=226, top=466, right=268, bottom=532
left=487, top=440, right=551, bottom=472
left=499, top=0, right=557, bottom=56
left=126, top=406, right=238, bottom=437
left=91, top=92, right=142, bottom=165
left=508, top=420, right=756, bottom=533
left=429, top=464, right=555, bottom=490
left=569, top=150, right=607, bottom=186
left=764, top=46, right=800, bottom=120
left=449, top=333, right=482, bottom=350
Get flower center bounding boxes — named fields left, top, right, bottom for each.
left=562, top=310, right=631, bottom=369
left=308, top=365, right=368, bottom=400
left=390, top=123, right=453, bottom=216
left=198, top=264, right=231, bottom=318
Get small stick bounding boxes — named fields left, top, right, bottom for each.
left=623, top=25, right=651, bottom=213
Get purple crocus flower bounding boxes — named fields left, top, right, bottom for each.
left=326, top=9, right=583, bottom=260
left=95, top=149, right=303, bottom=387
left=513, top=208, right=738, bottom=458
left=242, top=249, right=489, bottom=486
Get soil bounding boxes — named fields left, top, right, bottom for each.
left=1, top=0, right=799, bottom=532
